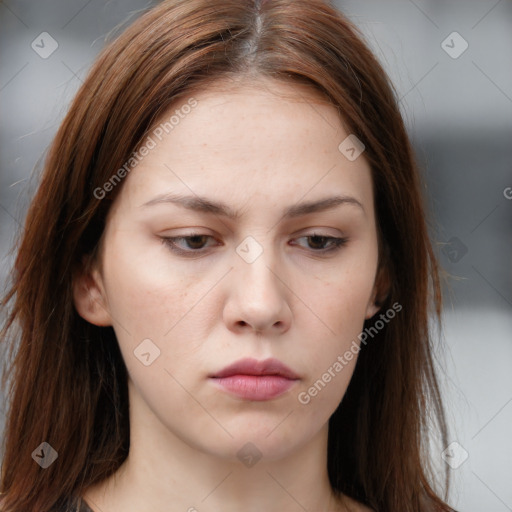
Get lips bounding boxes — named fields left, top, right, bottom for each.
left=211, top=357, right=300, bottom=379
left=209, top=357, right=300, bottom=401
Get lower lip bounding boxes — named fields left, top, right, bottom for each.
left=210, top=375, right=297, bottom=401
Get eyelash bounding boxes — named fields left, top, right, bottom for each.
left=160, top=232, right=348, bottom=257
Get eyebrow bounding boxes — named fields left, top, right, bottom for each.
left=140, top=193, right=365, bottom=219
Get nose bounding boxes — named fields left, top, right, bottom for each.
left=222, top=247, right=292, bottom=336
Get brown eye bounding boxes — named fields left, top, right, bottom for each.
left=161, top=234, right=218, bottom=256
left=291, top=234, right=348, bottom=253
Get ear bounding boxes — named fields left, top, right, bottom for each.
left=72, top=256, right=112, bottom=327
left=365, top=260, right=391, bottom=320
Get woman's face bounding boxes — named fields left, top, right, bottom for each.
left=75, top=77, right=382, bottom=462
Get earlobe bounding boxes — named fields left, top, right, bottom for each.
left=72, top=266, right=112, bottom=327
left=365, top=298, right=380, bottom=320
left=365, top=260, right=391, bottom=319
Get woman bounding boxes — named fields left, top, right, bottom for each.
left=0, top=0, right=456, bottom=510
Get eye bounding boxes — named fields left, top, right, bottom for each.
left=161, top=233, right=219, bottom=256
left=160, top=232, right=348, bottom=257
left=291, top=233, right=348, bottom=253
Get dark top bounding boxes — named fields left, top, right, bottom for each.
left=0, top=495, right=94, bottom=512
left=62, top=497, right=94, bottom=512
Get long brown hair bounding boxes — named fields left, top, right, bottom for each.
left=0, top=0, right=454, bottom=510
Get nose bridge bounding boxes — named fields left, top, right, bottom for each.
left=226, top=233, right=291, bottom=333
left=235, top=234, right=282, bottom=298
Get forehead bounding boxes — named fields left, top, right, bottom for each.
left=146, top=75, right=351, bottom=158
left=108, top=77, right=373, bottom=217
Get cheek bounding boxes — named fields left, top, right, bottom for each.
left=100, top=232, right=223, bottom=390
left=290, top=252, right=377, bottom=400
left=101, top=232, right=199, bottom=338
left=297, top=252, right=378, bottom=336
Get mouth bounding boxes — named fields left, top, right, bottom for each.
left=209, top=357, right=300, bottom=401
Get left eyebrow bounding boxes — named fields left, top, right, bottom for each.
left=140, top=192, right=365, bottom=219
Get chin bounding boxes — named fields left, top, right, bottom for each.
left=211, top=418, right=318, bottom=463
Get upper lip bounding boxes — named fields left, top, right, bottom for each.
left=210, top=357, right=300, bottom=379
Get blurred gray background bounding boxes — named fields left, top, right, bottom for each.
left=1, top=1, right=511, bottom=510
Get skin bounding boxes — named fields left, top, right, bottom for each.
left=74, top=76, right=382, bottom=512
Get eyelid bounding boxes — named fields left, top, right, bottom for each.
left=160, top=233, right=219, bottom=256
left=160, top=231, right=348, bottom=257
left=291, top=234, right=348, bottom=253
